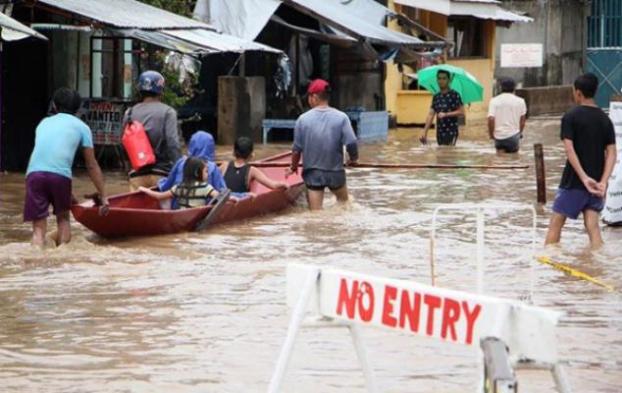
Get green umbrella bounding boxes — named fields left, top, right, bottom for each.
left=417, top=64, right=484, bottom=104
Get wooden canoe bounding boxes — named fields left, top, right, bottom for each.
left=71, top=152, right=305, bottom=238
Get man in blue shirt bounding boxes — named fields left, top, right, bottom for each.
left=24, top=88, right=107, bottom=247
left=286, top=79, right=358, bottom=210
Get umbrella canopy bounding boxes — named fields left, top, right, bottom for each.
left=417, top=64, right=484, bottom=104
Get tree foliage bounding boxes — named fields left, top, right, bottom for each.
left=135, top=0, right=200, bottom=109
left=136, top=0, right=196, bottom=17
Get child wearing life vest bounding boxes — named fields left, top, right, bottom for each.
left=139, top=157, right=218, bottom=208
left=220, top=137, right=289, bottom=198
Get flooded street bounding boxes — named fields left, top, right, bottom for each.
left=0, top=117, right=620, bottom=392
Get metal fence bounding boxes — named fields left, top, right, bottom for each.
left=588, top=0, right=622, bottom=49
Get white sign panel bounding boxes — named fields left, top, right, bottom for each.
left=287, top=265, right=561, bottom=364
left=603, top=102, right=622, bottom=225
left=500, top=44, right=543, bottom=68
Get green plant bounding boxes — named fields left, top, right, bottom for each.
left=134, top=0, right=201, bottom=109
left=136, top=0, right=196, bottom=17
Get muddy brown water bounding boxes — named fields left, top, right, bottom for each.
left=0, top=117, right=620, bottom=392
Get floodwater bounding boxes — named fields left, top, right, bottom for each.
left=0, top=117, right=620, bottom=393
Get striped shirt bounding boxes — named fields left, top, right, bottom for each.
left=171, top=182, right=215, bottom=208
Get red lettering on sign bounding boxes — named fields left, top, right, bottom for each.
left=381, top=285, right=398, bottom=327
left=399, top=290, right=421, bottom=333
left=358, top=282, right=375, bottom=322
left=336, top=278, right=359, bottom=319
left=462, top=301, right=482, bottom=345
left=424, top=294, right=442, bottom=336
left=441, top=297, right=461, bottom=342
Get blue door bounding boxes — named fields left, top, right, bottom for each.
left=586, top=0, right=622, bottom=108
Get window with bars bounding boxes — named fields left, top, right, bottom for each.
left=446, top=17, right=486, bottom=58
left=90, top=37, right=143, bottom=99
left=587, top=0, right=622, bottom=48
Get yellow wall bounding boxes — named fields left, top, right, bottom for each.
left=396, top=90, right=432, bottom=124
left=385, top=0, right=403, bottom=116
left=447, top=20, right=496, bottom=123
left=385, top=7, right=497, bottom=126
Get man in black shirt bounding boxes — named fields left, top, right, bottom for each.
left=545, top=73, right=617, bottom=247
left=421, top=70, right=465, bottom=146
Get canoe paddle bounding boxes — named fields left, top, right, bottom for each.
left=248, top=161, right=529, bottom=170
left=195, top=189, right=231, bottom=232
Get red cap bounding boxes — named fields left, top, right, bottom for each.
left=307, top=79, right=330, bottom=95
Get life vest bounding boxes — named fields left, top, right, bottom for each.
left=122, top=107, right=156, bottom=171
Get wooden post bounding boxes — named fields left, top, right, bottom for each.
left=534, top=143, right=546, bottom=204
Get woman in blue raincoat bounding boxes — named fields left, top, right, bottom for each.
left=157, top=131, right=226, bottom=208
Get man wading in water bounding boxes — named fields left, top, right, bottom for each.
left=286, top=79, right=358, bottom=210
left=420, top=70, right=465, bottom=146
left=545, top=73, right=616, bottom=247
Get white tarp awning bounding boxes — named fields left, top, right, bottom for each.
left=0, top=12, right=48, bottom=41
left=286, top=0, right=426, bottom=46
left=204, top=0, right=281, bottom=42
left=207, top=0, right=437, bottom=48
left=394, top=0, right=532, bottom=23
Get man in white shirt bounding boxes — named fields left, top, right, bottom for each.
left=487, top=78, right=527, bottom=153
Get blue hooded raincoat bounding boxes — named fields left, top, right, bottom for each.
left=158, top=131, right=226, bottom=207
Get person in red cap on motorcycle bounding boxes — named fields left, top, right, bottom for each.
left=124, top=70, right=182, bottom=191
left=286, top=79, right=358, bottom=210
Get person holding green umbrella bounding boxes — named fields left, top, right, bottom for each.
left=420, top=69, right=465, bottom=146
left=418, top=65, right=484, bottom=146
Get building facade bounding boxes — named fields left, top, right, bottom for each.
left=384, top=0, right=531, bottom=125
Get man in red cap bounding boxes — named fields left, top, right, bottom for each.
left=286, top=79, right=358, bottom=210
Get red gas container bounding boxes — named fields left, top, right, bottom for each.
left=122, top=120, right=156, bottom=171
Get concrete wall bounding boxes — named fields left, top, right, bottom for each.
left=448, top=58, right=496, bottom=122
left=51, top=31, right=79, bottom=92
left=334, top=73, right=384, bottom=111
left=218, top=76, right=266, bottom=145
left=495, top=0, right=588, bottom=88
left=516, top=85, right=574, bottom=116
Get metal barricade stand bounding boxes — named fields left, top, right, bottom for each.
left=269, top=263, right=569, bottom=393
left=429, top=203, right=572, bottom=393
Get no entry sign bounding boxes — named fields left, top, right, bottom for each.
left=287, top=265, right=561, bottom=364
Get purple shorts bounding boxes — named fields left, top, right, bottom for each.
left=552, top=188, right=604, bottom=220
left=23, top=171, right=72, bottom=222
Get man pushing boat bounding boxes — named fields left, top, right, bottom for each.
left=286, top=79, right=358, bottom=210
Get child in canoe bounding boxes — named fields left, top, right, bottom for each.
left=139, top=157, right=218, bottom=208
left=220, top=137, right=288, bottom=198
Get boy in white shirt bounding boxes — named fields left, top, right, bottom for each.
left=487, top=78, right=527, bottom=153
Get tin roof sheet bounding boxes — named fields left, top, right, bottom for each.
left=37, top=0, right=214, bottom=30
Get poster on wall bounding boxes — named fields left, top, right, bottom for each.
left=603, top=101, right=622, bottom=226
left=81, top=100, right=130, bottom=145
left=500, top=44, right=543, bottom=68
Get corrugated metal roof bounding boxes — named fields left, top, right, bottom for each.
left=120, top=28, right=282, bottom=55
left=270, top=15, right=357, bottom=48
left=394, top=0, right=531, bottom=23
left=285, top=0, right=426, bottom=46
left=453, top=0, right=500, bottom=3
left=0, top=12, right=48, bottom=41
left=472, top=8, right=532, bottom=23
left=37, top=0, right=214, bottom=30
left=162, top=29, right=282, bottom=54
left=33, top=0, right=282, bottom=54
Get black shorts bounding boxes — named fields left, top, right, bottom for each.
left=494, top=133, right=521, bottom=153
left=303, top=169, right=346, bottom=191
left=437, top=131, right=458, bottom=146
